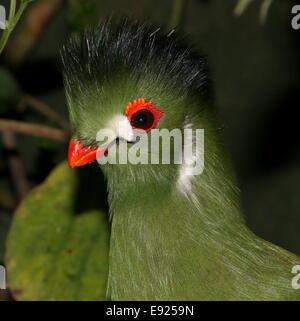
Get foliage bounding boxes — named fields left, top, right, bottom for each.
left=0, top=0, right=34, bottom=54
left=234, top=0, right=273, bottom=22
left=5, top=162, right=110, bottom=300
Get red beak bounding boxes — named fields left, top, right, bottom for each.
left=68, top=138, right=106, bottom=168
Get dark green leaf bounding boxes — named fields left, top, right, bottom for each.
left=5, top=162, right=110, bottom=300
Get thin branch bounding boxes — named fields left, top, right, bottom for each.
left=2, top=131, right=30, bottom=200
left=8, top=0, right=17, bottom=21
left=0, top=119, right=69, bottom=142
left=19, top=94, right=70, bottom=131
left=0, top=1, right=32, bottom=55
left=3, top=0, right=63, bottom=65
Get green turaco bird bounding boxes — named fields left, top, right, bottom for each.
left=61, top=19, right=300, bottom=300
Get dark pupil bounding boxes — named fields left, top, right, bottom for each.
left=131, top=109, right=154, bottom=130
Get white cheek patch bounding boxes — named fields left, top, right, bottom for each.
left=108, top=115, right=134, bottom=142
left=176, top=116, right=200, bottom=205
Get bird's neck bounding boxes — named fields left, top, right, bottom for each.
left=105, top=112, right=299, bottom=300
left=105, top=111, right=244, bottom=300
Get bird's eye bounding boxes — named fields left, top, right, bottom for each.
left=130, top=109, right=154, bottom=130
left=125, top=98, right=164, bottom=132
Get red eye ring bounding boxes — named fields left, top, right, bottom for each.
left=125, top=98, right=164, bottom=132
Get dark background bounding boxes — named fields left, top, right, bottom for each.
left=0, top=0, right=300, bottom=287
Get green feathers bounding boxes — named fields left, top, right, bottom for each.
left=62, top=19, right=300, bottom=300
left=61, top=18, right=210, bottom=145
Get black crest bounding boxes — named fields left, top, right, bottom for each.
left=61, top=17, right=210, bottom=97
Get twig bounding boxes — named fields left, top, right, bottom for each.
left=0, top=0, right=33, bottom=55
left=19, top=94, right=70, bottom=131
left=0, top=119, right=69, bottom=142
left=2, top=131, right=30, bottom=200
left=3, top=0, right=63, bottom=65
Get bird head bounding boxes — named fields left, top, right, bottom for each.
left=61, top=19, right=210, bottom=185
